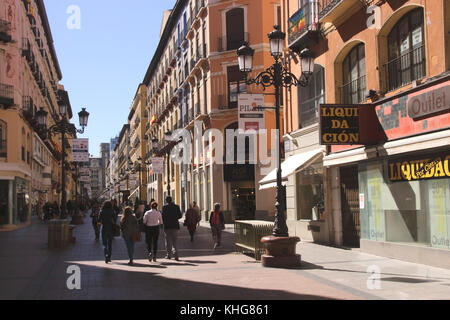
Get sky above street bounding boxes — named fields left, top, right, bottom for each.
left=45, top=0, right=177, bottom=157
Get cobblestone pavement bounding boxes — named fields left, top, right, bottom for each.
left=0, top=216, right=449, bottom=300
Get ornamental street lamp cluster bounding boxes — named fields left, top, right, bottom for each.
left=237, top=25, right=315, bottom=238
left=35, top=105, right=89, bottom=218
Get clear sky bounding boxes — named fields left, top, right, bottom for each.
left=44, top=0, right=177, bottom=157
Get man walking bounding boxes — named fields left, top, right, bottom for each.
left=161, top=196, right=182, bottom=261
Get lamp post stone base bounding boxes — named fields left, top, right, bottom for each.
left=261, top=236, right=301, bottom=268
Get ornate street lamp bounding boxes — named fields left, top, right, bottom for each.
left=36, top=106, right=89, bottom=219
left=237, top=25, right=315, bottom=267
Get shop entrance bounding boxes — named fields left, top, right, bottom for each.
left=340, top=166, right=361, bottom=247
left=231, top=185, right=256, bottom=220
left=0, top=180, right=9, bottom=225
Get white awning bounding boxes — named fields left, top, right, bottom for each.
left=259, top=148, right=324, bottom=190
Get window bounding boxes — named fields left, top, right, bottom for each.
left=225, top=8, right=245, bottom=51
left=342, top=43, right=366, bottom=104
left=0, top=120, right=6, bottom=158
left=298, top=65, right=325, bottom=128
left=227, top=65, right=247, bottom=108
left=387, top=8, right=425, bottom=91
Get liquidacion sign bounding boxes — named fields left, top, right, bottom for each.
left=320, top=104, right=386, bottom=146
left=388, top=152, right=450, bottom=182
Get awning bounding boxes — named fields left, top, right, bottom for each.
left=259, top=148, right=324, bottom=190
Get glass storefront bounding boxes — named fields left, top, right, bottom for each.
left=0, top=180, right=10, bottom=225
left=359, top=153, right=450, bottom=250
left=296, top=159, right=325, bottom=221
left=0, top=178, right=30, bottom=225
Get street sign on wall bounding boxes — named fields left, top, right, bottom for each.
left=72, top=139, right=89, bottom=162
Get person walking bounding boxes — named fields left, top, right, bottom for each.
left=192, top=201, right=200, bottom=219
left=112, top=199, right=121, bottom=221
left=90, top=202, right=101, bottom=240
left=185, top=203, right=201, bottom=242
left=120, top=207, right=139, bottom=266
left=143, top=201, right=163, bottom=262
left=98, top=200, right=117, bottom=264
left=161, top=196, right=182, bottom=261
left=209, top=203, right=225, bottom=249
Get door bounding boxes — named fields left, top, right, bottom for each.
left=340, top=166, right=360, bottom=247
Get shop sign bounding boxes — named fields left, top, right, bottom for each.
left=151, top=157, right=164, bottom=175
left=320, top=104, right=386, bottom=145
left=238, top=94, right=265, bottom=132
left=388, top=152, right=450, bottom=182
left=72, top=139, right=89, bottom=162
left=407, top=85, right=449, bottom=120
left=223, top=164, right=255, bottom=182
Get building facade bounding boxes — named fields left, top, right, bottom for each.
left=142, top=0, right=282, bottom=221
left=282, top=0, right=450, bottom=268
left=0, top=0, right=75, bottom=228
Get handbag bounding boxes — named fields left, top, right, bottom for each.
left=132, top=231, right=142, bottom=242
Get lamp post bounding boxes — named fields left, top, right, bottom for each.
left=237, top=25, right=314, bottom=267
left=36, top=106, right=89, bottom=219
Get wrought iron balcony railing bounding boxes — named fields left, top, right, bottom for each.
left=341, top=75, right=367, bottom=105
left=218, top=33, right=249, bottom=52
left=386, top=45, right=426, bottom=92
left=288, top=1, right=319, bottom=51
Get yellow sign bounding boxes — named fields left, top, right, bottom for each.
left=389, top=153, right=450, bottom=182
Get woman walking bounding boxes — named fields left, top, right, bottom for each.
left=90, top=202, right=100, bottom=240
left=143, top=201, right=163, bottom=262
left=209, top=203, right=225, bottom=249
left=98, top=200, right=116, bottom=264
left=120, top=207, right=139, bottom=266
left=185, top=203, right=201, bottom=242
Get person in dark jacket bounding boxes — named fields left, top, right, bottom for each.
left=209, top=203, right=225, bottom=249
left=120, top=207, right=139, bottom=266
left=161, top=196, right=182, bottom=260
left=90, top=202, right=101, bottom=240
left=99, top=200, right=117, bottom=263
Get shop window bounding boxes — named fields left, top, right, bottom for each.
left=386, top=8, right=425, bottom=91
left=359, top=156, right=450, bottom=250
left=342, top=43, right=366, bottom=104
left=298, top=64, right=325, bottom=128
left=296, top=159, right=324, bottom=221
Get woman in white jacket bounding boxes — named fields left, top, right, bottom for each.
left=143, top=201, right=163, bottom=262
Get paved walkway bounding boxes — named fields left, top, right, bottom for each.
left=0, top=216, right=449, bottom=300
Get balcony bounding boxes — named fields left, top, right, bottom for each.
left=386, top=45, right=426, bottom=92
left=218, top=33, right=249, bottom=52
left=288, top=1, right=320, bottom=53
left=340, top=75, right=367, bottom=105
left=318, top=0, right=367, bottom=25
left=0, top=19, right=12, bottom=43
left=22, top=38, right=31, bottom=60
left=0, top=83, right=14, bottom=107
left=22, top=96, right=34, bottom=119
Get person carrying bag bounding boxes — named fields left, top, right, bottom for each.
left=209, top=203, right=225, bottom=249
